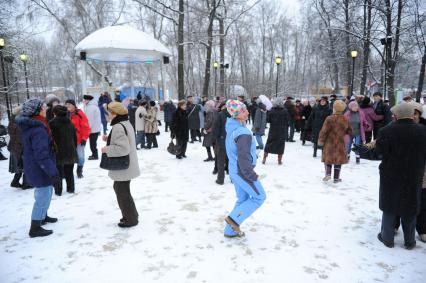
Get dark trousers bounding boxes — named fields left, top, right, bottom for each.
left=113, top=180, right=138, bottom=224
left=286, top=120, right=295, bottom=141
left=365, top=131, right=373, bottom=143
left=381, top=211, right=416, bottom=245
left=55, top=164, right=75, bottom=194
left=165, top=122, right=171, bottom=132
left=190, top=129, right=201, bottom=142
left=215, top=145, right=227, bottom=183
left=176, top=138, right=188, bottom=157
left=146, top=133, right=158, bottom=148
left=417, top=189, right=426, bottom=235
left=295, top=120, right=302, bottom=132
left=89, top=132, right=99, bottom=158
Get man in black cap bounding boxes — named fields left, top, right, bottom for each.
left=372, top=92, right=391, bottom=139
left=329, top=94, right=337, bottom=111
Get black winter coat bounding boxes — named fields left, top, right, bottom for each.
left=49, top=116, right=78, bottom=165
left=187, top=103, right=201, bottom=130
left=376, top=119, right=426, bottom=216
left=373, top=100, right=392, bottom=129
left=284, top=101, right=296, bottom=121
left=212, top=109, right=228, bottom=149
left=307, top=104, right=332, bottom=143
left=163, top=102, right=176, bottom=123
left=172, top=108, right=189, bottom=141
left=265, top=107, right=289, bottom=155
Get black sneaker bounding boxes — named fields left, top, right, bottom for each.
left=118, top=221, right=138, bottom=228
left=42, top=215, right=58, bottom=225
left=377, top=233, right=394, bottom=248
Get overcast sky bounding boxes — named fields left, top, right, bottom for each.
left=279, top=0, right=301, bottom=18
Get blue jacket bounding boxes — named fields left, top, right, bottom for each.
left=225, top=118, right=258, bottom=182
left=16, top=116, right=58, bottom=187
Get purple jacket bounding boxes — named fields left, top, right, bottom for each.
left=16, top=116, right=58, bottom=187
left=344, top=110, right=369, bottom=143
left=361, top=106, right=383, bottom=132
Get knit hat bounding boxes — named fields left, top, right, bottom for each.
left=83, top=95, right=94, bottom=100
left=348, top=101, right=359, bottom=111
left=205, top=100, right=216, bottom=111
left=333, top=100, right=346, bottom=114
left=391, top=102, right=415, bottom=120
left=53, top=105, right=68, bottom=117
left=45, top=94, right=60, bottom=106
left=22, top=98, right=43, bottom=117
left=320, top=96, right=328, bottom=102
left=226, top=99, right=246, bottom=118
left=107, top=102, right=128, bottom=115
left=273, top=97, right=285, bottom=107
left=65, top=99, right=76, bottom=107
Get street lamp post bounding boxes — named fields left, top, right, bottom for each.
left=275, top=56, right=282, bottom=97
left=213, top=61, right=219, bottom=98
left=20, top=53, right=30, bottom=99
left=350, top=50, right=358, bottom=98
left=0, top=37, right=11, bottom=120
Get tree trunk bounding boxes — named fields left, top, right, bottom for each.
left=344, top=0, right=352, bottom=93
left=202, top=0, right=216, bottom=99
left=416, top=48, right=426, bottom=102
left=178, top=0, right=185, bottom=100
left=360, top=0, right=371, bottom=96
left=219, top=16, right=225, bottom=98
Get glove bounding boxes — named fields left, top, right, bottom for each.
left=52, top=175, right=61, bottom=188
left=80, top=140, right=87, bottom=146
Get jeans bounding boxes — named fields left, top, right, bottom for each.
left=347, top=135, right=362, bottom=155
left=31, top=186, right=53, bottom=220
left=76, top=144, right=85, bottom=166
left=381, top=211, right=416, bottom=245
left=89, top=132, right=99, bottom=158
left=102, top=120, right=108, bottom=135
left=255, top=134, right=264, bottom=149
left=136, top=131, right=146, bottom=148
left=224, top=175, right=266, bottom=236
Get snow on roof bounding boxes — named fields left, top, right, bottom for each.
left=74, top=25, right=172, bottom=63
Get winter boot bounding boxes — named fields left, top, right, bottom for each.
left=313, top=143, right=318, bottom=158
left=21, top=175, right=33, bottom=190
left=204, top=148, right=214, bottom=162
left=404, top=241, right=416, bottom=250
left=333, top=165, right=342, bottom=183
left=262, top=152, right=268, bottom=164
left=377, top=233, right=394, bottom=248
left=10, top=173, right=23, bottom=188
left=29, top=220, right=53, bottom=238
left=0, top=151, right=7, bottom=160
left=54, top=179, right=63, bottom=196
left=76, top=165, right=83, bottom=179
left=65, top=172, right=75, bottom=193
left=323, top=165, right=332, bottom=181
left=225, top=216, right=241, bottom=234
left=278, top=154, right=283, bottom=165
left=356, top=156, right=360, bottom=164
left=419, top=234, right=426, bottom=243
left=41, top=215, right=58, bottom=225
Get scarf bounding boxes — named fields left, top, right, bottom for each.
left=33, top=115, right=52, bottom=139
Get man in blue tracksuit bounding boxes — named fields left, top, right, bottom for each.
left=224, top=100, right=266, bottom=238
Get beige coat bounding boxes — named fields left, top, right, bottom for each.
left=144, top=107, right=158, bottom=134
left=135, top=106, right=147, bottom=132
left=106, top=120, right=140, bottom=181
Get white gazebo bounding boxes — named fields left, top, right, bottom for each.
left=74, top=25, right=172, bottom=99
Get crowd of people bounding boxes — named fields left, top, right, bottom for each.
left=0, top=90, right=425, bottom=250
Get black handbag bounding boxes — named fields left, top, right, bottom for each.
left=352, top=144, right=382, bottom=161
left=0, top=125, right=7, bottom=136
left=167, top=139, right=179, bottom=155
left=100, top=123, right=130, bottom=170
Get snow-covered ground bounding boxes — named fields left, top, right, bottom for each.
left=0, top=123, right=425, bottom=283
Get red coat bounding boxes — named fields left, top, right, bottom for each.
left=70, top=109, right=91, bottom=145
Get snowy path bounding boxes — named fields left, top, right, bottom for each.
left=0, top=123, right=425, bottom=283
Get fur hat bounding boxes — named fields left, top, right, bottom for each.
left=83, top=95, right=94, bottom=101
left=391, top=102, right=415, bottom=120
left=45, top=94, right=60, bottom=106
left=360, top=96, right=370, bottom=108
left=320, top=96, right=328, bottom=102
left=226, top=99, right=246, bottom=118
left=333, top=100, right=346, bottom=114
left=107, top=102, right=128, bottom=115
left=22, top=98, right=43, bottom=117
left=177, top=100, right=186, bottom=108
